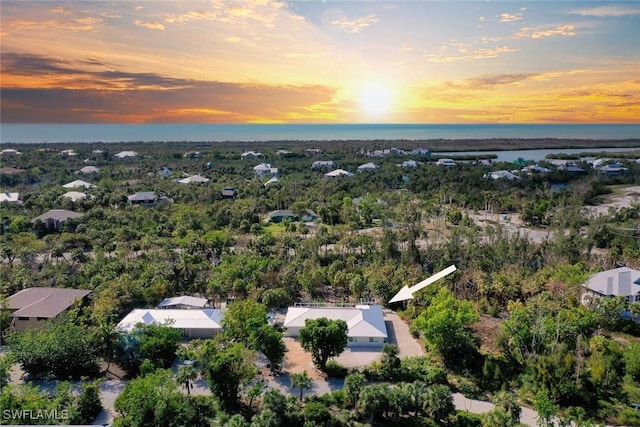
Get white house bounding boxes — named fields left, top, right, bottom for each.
left=325, top=169, right=354, bottom=177
left=312, top=161, right=336, bottom=170
left=241, top=151, right=263, bottom=159
left=522, top=164, right=552, bottom=174
left=63, top=179, right=96, bottom=189
left=114, top=151, right=138, bottom=159
left=118, top=309, right=224, bottom=339
left=158, top=296, right=209, bottom=309
left=79, top=166, right=100, bottom=174
left=0, top=149, right=22, bottom=155
left=436, top=159, right=455, bottom=167
left=357, top=162, right=379, bottom=172
left=0, top=192, right=20, bottom=203
left=398, top=160, right=417, bottom=168
left=485, top=170, right=520, bottom=180
left=284, top=304, right=388, bottom=347
left=62, top=191, right=89, bottom=202
left=581, top=267, right=640, bottom=307
left=254, top=163, right=279, bottom=177
left=175, top=175, right=210, bottom=184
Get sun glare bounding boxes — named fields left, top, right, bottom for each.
left=360, top=83, right=393, bottom=120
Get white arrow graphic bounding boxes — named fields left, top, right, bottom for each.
left=389, top=265, right=457, bottom=303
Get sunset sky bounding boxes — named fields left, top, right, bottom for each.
left=1, top=1, right=639, bottom=124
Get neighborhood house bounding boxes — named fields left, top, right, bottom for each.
left=158, top=296, right=209, bottom=309
left=284, top=304, right=388, bottom=347
left=6, top=287, right=91, bottom=331
left=118, top=309, right=224, bottom=339
left=581, top=267, right=640, bottom=307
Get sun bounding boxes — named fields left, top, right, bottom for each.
left=360, top=83, right=393, bottom=120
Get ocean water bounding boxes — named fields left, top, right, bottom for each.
left=1, top=123, right=639, bottom=144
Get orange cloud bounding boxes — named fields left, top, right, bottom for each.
left=331, top=13, right=379, bottom=33
left=515, top=24, right=576, bottom=39
left=134, top=20, right=166, bottom=30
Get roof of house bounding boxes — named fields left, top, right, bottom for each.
left=284, top=305, right=387, bottom=338
left=264, top=176, right=279, bottom=186
left=158, top=296, right=208, bottom=308
left=358, top=162, right=379, bottom=170
left=221, top=186, right=236, bottom=196
left=176, top=175, right=210, bottom=184
left=62, top=191, right=88, bottom=202
left=0, top=192, right=20, bottom=203
left=8, top=287, right=91, bottom=318
left=128, top=191, right=157, bottom=202
left=325, top=169, right=353, bottom=177
left=114, top=151, right=138, bottom=158
left=63, top=179, right=95, bottom=189
left=33, top=209, right=83, bottom=222
left=522, top=164, right=552, bottom=173
left=486, top=170, right=520, bottom=180
left=241, top=151, right=263, bottom=158
left=117, top=309, right=224, bottom=331
left=582, top=267, right=640, bottom=297
left=79, top=166, right=100, bottom=174
left=0, top=167, right=26, bottom=175
left=0, top=149, right=21, bottom=155
left=312, top=160, right=335, bottom=167
left=268, top=209, right=295, bottom=218
left=399, top=160, right=417, bottom=168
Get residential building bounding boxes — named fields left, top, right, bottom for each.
left=221, top=186, right=237, bottom=199
left=241, top=151, right=263, bottom=159
left=357, top=162, right=379, bottom=172
left=267, top=209, right=317, bottom=223
left=114, top=151, right=138, bottom=158
left=79, top=166, right=100, bottom=174
left=118, top=309, right=224, bottom=339
left=63, top=179, right=96, bottom=189
left=254, top=163, right=279, bottom=177
left=436, top=159, right=455, bottom=167
left=175, top=175, right=210, bottom=184
left=32, top=209, right=82, bottom=231
left=128, top=191, right=158, bottom=207
left=325, top=169, right=353, bottom=177
left=0, top=149, right=21, bottom=155
left=312, top=160, right=336, bottom=170
left=398, top=160, right=417, bottom=168
left=0, top=192, right=20, bottom=203
left=485, top=170, right=520, bottom=180
left=158, top=296, right=209, bottom=309
left=581, top=267, right=640, bottom=307
left=0, top=167, right=26, bottom=175
left=284, top=304, right=388, bottom=347
left=6, top=287, right=91, bottom=331
left=62, top=191, right=89, bottom=202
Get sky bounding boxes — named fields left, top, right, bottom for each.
left=1, top=0, right=639, bottom=124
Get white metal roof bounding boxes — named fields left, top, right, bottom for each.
left=62, top=191, right=88, bottom=202
left=325, top=169, right=353, bottom=177
left=0, top=192, right=20, bottom=203
left=63, top=179, right=95, bottom=189
left=284, top=305, right=387, bottom=338
left=118, top=309, right=223, bottom=332
left=176, top=175, right=210, bottom=184
left=158, top=296, right=208, bottom=308
left=582, top=267, right=640, bottom=297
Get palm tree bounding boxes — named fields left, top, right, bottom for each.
left=290, top=370, right=312, bottom=401
left=95, top=321, right=119, bottom=376
left=176, top=364, right=197, bottom=396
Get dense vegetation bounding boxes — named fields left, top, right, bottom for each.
left=1, top=139, right=639, bottom=426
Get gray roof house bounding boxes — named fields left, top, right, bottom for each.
left=128, top=191, right=158, bottom=206
left=118, top=309, right=224, bottom=339
left=158, top=296, right=209, bottom=309
left=221, top=186, right=237, bottom=199
left=581, top=267, right=640, bottom=307
left=312, top=160, right=336, bottom=170
left=32, top=209, right=83, bottom=231
left=7, top=287, right=91, bottom=331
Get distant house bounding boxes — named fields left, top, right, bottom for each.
left=6, top=287, right=91, bottom=331
left=158, top=296, right=209, bottom=309
left=398, top=160, right=417, bottom=168
left=32, top=209, right=82, bottom=231
left=241, top=151, right=263, bottom=159
left=114, top=151, right=138, bottom=159
left=268, top=209, right=317, bottom=223
left=581, top=267, right=640, bottom=308
left=485, top=170, right=520, bottom=180
left=0, top=167, right=26, bottom=175
left=264, top=176, right=279, bottom=187
left=357, top=162, right=379, bottom=172
left=184, top=151, right=201, bottom=158
left=436, top=159, right=455, bottom=167
left=118, top=309, right=224, bottom=339
left=312, top=160, right=336, bottom=170
left=254, top=163, right=279, bottom=177
left=128, top=191, right=158, bottom=207
left=175, top=175, right=210, bottom=184
left=0, top=192, right=20, bottom=203
left=0, top=149, right=22, bottom=155
left=59, top=149, right=78, bottom=157
left=158, top=167, right=174, bottom=178
left=325, top=169, right=353, bottom=177
left=63, top=179, right=96, bottom=189
left=62, top=191, right=89, bottom=202
left=284, top=304, right=388, bottom=347
left=79, top=166, right=100, bottom=174
left=599, top=162, right=628, bottom=178
left=412, top=148, right=431, bottom=156
left=277, top=149, right=293, bottom=156
left=558, top=163, right=586, bottom=174
left=305, top=148, right=323, bottom=156
left=522, top=164, right=552, bottom=174
left=221, top=186, right=237, bottom=199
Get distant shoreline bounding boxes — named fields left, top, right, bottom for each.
left=4, top=138, right=639, bottom=153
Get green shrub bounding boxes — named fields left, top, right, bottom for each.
left=454, top=411, right=483, bottom=427
left=323, top=360, right=348, bottom=378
